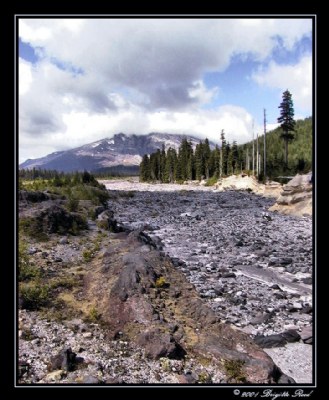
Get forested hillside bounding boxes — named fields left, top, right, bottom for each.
left=241, top=116, right=312, bottom=179
left=140, top=117, right=312, bottom=183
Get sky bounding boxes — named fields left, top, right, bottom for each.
left=19, top=17, right=313, bottom=163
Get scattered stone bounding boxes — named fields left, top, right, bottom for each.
left=250, top=313, right=272, bottom=326
left=59, top=237, right=68, bottom=245
left=28, top=247, right=38, bottom=255
left=81, top=375, right=100, bottom=384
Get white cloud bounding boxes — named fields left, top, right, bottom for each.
left=252, top=55, right=312, bottom=113
left=19, top=104, right=256, bottom=162
left=19, top=18, right=312, bottom=110
left=18, top=18, right=312, bottom=162
left=19, top=58, right=33, bottom=95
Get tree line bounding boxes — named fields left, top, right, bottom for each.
left=141, top=89, right=312, bottom=183
left=19, top=169, right=101, bottom=188
left=140, top=134, right=242, bottom=183
left=140, top=117, right=312, bottom=183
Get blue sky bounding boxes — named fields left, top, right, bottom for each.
left=19, top=18, right=312, bottom=162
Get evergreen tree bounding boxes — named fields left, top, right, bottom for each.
left=203, top=138, right=211, bottom=179
left=231, top=141, right=239, bottom=174
left=278, top=90, right=296, bottom=167
left=177, top=138, right=193, bottom=181
left=160, top=144, right=166, bottom=182
left=164, top=148, right=177, bottom=183
left=209, top=145, right=220, bottom=178
left=140, top=154, right=151, bottom=182
left=219, top=129, right=226, bottom=179
left=226, top=142, right=232, bottom=175
left=194, top=142, right=204, bottom=180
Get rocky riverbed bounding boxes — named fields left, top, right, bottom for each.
left=102, top=179, right=313, bottom=383
left=18, top=178, right=313, bottom=384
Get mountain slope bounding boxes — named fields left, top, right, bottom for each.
left=20, top=133, right=215, bottom=173
left=240, top=117, right=312, bottom=176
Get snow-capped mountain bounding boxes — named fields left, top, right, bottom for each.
left=20, top=133, right=216, bottom=173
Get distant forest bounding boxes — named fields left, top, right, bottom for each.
left=140, top=117, right=312, bottom=183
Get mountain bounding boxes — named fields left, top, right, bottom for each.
left=20, top=133, right=216, bottom=173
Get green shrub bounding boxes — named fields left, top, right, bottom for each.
left=67, top=197, right=79, bottom=212
left=96, top=219, right=109, bottom=230
left=18, top=242, right=41, bottom=281
left=223, top=359, right=246, bottom=383
left=198, top=371, right=212, bottom=383
left=160, top=358, right=171, bottom=372
left=204, top=176, right=218, bottom=186
left=82, top=249, right=93, bottom=262
left=50, top=276, right=78, bottom=289
left=71, top=185, right=110, bottom=205
left=88, top=208, right=97, bottom=220
left=70, top=217, right=88, bottom=235
left=155, top=276, right=169, bottom=288
left=86, top=306, right=102, bottom=323
left=93, top=242, right=100, bottom=252
left=19, top=218, right=49, bottom=241
left=20, top=282, right=49, bottom=310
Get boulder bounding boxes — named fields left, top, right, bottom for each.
left=97, top=210, right=121, bottom=232
left=254, top=329, right=300, bottom=348
left=300, top=326, right=313, bottom=344
left=137, top=328, right=186, bottom=359
left=254, top=334, right=287, bottom=348
left=269, top=173, right=312, bottom=217
left=49, top=347, right=77, bottom=372
left=24, top=204, right=88, bottom=236
left=19, top=190, right=49, bottom=203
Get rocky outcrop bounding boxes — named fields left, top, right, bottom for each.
left=20, top=204, right=88, bottom=237
left=19, top=190, right=49, bottom=203
left=269, top=173, right=312, bottom=216
left=216, top=174, right=260, bottom=192
left=215, top=174, right=282, bottom=198
left=85, top=231, right=291, bottom=384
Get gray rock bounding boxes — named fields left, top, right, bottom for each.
left=19, top=190, right=49, bottom=203
left=254, top=334, right=287, bottom=348
left=81, top=375, right=100, bottom=384
left=250, top=313, right=272, bottom=326
left=50, top=347, right=77, bottom=372
left=281, top=329, right=301, bottom=343
left=137, top=328, right=186, bottom=360
left=59, top=236, right=68, bottom=244
left=300, top=326, right=312, bottom=344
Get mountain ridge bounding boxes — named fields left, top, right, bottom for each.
left=20, top=132, right=216, bottom=172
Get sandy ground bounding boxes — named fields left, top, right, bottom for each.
left=100, top=178, right=214, bottom=192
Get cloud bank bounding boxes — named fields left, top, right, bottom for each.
left=19, top=18, right=312, bottom=162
